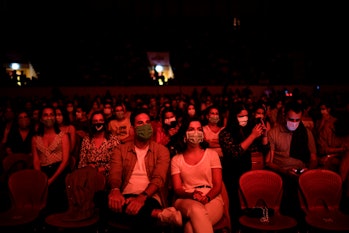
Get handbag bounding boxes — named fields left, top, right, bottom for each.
left=243, top=199, right=274, bottom=223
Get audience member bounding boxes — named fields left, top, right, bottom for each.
left=251, top=102, right=271, bottom=133
left=73, top=104, right=90, bottom=139
left=65, top=100, right=76, bottom=124
left=314, top=100, right=348, bottom=170
left=187, top=103, right=200, bottom=120
left=156, top=107, right=182, bottom=157
left=55, top=106, right=77, bottom=156
left=108, top=101, right=134, bottom=144
left=265, top=100, right=318, bottom=227
left=266, top=100, right=318, bottom=173
left=0, top=105, right=15, bottom=152
left=300, top=99, right=315, bottom=133
left=102, top=101, right=115, bottom=125
left=268, top=98, right=284, bottom=128
left=203, top=105, right=225, bottom=158
left=78, top=110, right=119, bottom=181
left=219, top=101, right=268, bottom=231
left=108, top=108, right=182, bottom=232
left=32, top=105, right=70, bottom=214
left=31, top=107, right=41, bottom=131
left=5, top=109, right=35, bottom=156
left=171, top=117, right=224, bottom=233
left=87, top=98, right=102, bottom=119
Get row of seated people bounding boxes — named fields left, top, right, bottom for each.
left=0, top=95, right=349, bottom=232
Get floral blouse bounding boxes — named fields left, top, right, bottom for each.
left=78, top=134, right=119, bottom=178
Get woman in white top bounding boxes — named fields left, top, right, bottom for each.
left=171, top=117, right=224, bottom=233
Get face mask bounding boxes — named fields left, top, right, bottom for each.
left=286, top=121, right=300, bottom=131
left=164, top=117, right=176, bottom=125
left=42, top=119, right=55, bottom=128
left=186, top=131, right=204, bottom=144
left=208, top=115, right=219, bottom=124
left=188, top=109, right=196, bottom=116
left=104, top=109, right=112, bottom=115
left=135, top=124, right=153, bottom=141
left=238, top=116, right=248, bottom=127
left=115, top=112, right=124, bottom=119
left=92, top=123, right=105, bottom=133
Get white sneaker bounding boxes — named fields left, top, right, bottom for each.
left=158, top=207, right=182, bottom=226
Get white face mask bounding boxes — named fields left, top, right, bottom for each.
left=286, top=121, right=300, bottom=131
left=164, top=117, right=176, bottom=125
left=186, top=131, right=204, bottom=144
left=237, top=116, right=248, bottom=127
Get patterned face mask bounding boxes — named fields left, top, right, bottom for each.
left=186, top=130, right=204, bottom=144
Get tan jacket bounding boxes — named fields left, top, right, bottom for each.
left=109, top=140, right=170, bottom=207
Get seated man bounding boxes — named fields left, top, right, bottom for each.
left=265, top=100, right=318, bottom=225
left=108, top=108, right=182, bottom=232
left=266, top=100, right=318, bottom=174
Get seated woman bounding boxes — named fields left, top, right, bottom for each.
left=78, top=110, right=120, bottom=183
left=32, top=105, right=71, bottom=215
left=171, top=117, right=224, bottom=233
left=202, top=105, right=225, bottom=159
left=5, top=109, right=35, bottom=156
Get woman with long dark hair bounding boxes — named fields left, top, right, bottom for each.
left=32, top=105, right=70, bottom=214
left=219, top=101, right=269, bottom=231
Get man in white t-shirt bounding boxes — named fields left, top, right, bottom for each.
left=108, top=108, right=182, bottom=232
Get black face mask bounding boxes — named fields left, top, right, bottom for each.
left=92, top=123, right=105, bottom=133
left=164, top=121, right=177, bottom=130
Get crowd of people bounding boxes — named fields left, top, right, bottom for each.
left=0, top=86, right=349, bottom=233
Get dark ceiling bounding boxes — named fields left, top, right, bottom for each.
left=1, top=1, right=347, bottom=85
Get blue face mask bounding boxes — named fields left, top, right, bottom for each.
left=286, top=121, right=300, bottom=131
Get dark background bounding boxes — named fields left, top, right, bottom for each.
left=1, top=0, right=347, bottom=86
